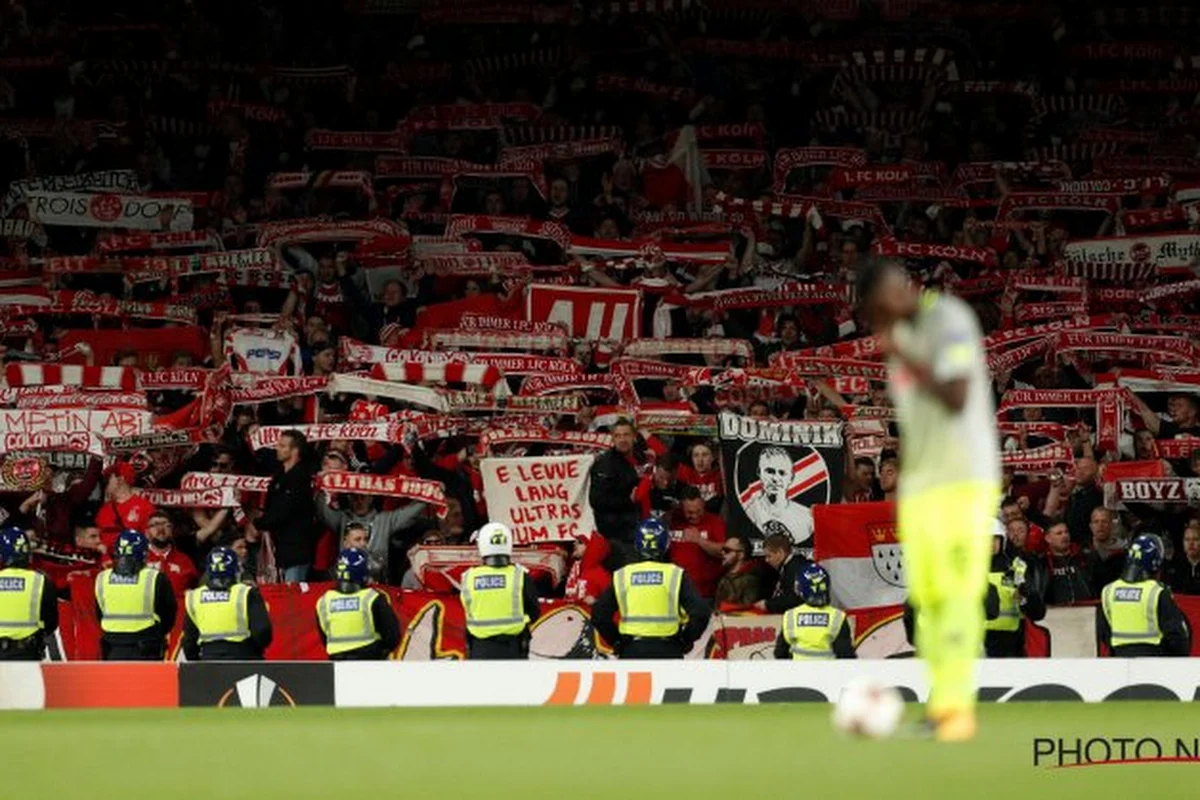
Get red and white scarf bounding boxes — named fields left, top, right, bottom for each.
left=248, top=422, right=402, bottom=451
left=5, top=363, right=138, bottom=390
left=180, top=472, right=271, bottom=493
left=315, top=471, right=447, bottom=516
left=1001, top=443, right=1076, bottom=475
left=370, top=362, right=505, bottom=391
left=478, top=427, right=613, bottom=453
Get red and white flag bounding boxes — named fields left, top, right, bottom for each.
left=813, top=502, right=907, bottom=609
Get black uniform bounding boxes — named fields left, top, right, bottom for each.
left=96, top=570, right=177, bottom=661
left=1095, top=584, right=1192, bottom=657
left=764, top=553, right=812, bottom=614
left=315, top=590, right=402, bottom=661
left=591, top=570, right=712, bottom=659
left=0, top=569, right=59, bottom=661
left=181, top=585, right=274, bottom=661
left=467, top=576, right=542, bottom=660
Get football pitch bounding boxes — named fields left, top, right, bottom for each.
left=2, top=704, right=1197, bottom=798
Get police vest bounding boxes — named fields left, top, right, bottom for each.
left=461, top=564, right=529, bottom=638
left=316, top=588, right=382, bottom=656
left=985, top=572, right=1021, bottom=633
left=186, top=584, right=252, bottom=645
left=0, top=568, right=46, bottom=641
left=95, top=568, right=160, bottom=634
left=1101, top=578, right=1163, bottom=648
left=782, top=602, right=846, bottom=660
left=614, top=561, right=683, bottom=638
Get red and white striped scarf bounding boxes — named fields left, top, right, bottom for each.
left=315, top=471, right=447, bottom=517
left=370, top=362, right=504, bottom=391
left=1001, top=443, right=1076, bottom=475
left=423, top=329, right=570, bottom=353
left=180, top=472, right=271, bottom=493
left=620, top=338, right=753, bottom=362
left=248, top=422, right=402, bottom=451
left=5, top=363, right=138, bottom=390
left=519, top=373, right=637, bottom=404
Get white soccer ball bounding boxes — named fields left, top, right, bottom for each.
left=831, top=678, right=905, bottom=739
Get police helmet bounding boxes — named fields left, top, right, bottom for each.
left=115, top=530, right=149, bottom=565
left=477, top=522, right=514, bottom=560
left=796, top=562, right=831, bottom=606
left=1127, top=534, right=1163, bottom=577
left=206, top=546, right=239, bottom=589
left=634, top=518, right=671, bottom=561
left=335, top=548, right=370, bottom=588
left=0, top=527, right=30, bottom=567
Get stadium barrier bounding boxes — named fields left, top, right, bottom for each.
left=3, top=659, right=1199, bottom=710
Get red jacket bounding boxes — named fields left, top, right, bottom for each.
left=565, top=535, right=612, bottom=604
left=95, top=494, right=158, bottom=550
left=668, top=509, right=726, bottom=599
left=675, top=464, right=723, bottom=504
left=146, top=546, right=199, bottom=595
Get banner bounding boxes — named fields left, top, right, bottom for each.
left=25, top=191, right=194, bottom=231
left=0, top=409, right=151, bottom=439
left=718, top=412, right=845, bottom=553
left=1062, top=233, right=1200, bottom=275
left=480, top=455, right=598, bottom=545
left=526, top=284, right=642, bottom=341
left=812, top=501, right=906, bottom=610
left=179, top=473, right=271, bottom=493
left=248, top=422, right=401, bottom=450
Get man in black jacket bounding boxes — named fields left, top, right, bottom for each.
left=257, top=429, right=317, bottom=583
left=754, top=534, right=810, bottom=613
left=1167, top=521, right=1200, bottom=595
left=588, top=419, right=642, bottom=568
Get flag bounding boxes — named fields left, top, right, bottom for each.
left=813, top=501, right=907, bottom=609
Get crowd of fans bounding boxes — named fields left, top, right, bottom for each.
left=3, top=0, right=1200, bottom=639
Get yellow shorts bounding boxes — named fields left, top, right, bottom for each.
left=898, top=481, right=999, bottom=609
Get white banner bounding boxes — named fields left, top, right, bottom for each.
left=1, top=169, right=140, bottom=216
left=1063, top=233, right=1200, bottom=273
left=480, top=455, right=598, bottom=544
left=0, top=409, right=152, bottom=439
left=25, top=191, right=194, bottom=232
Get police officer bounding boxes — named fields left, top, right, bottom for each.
left=315, top=548, right=401, bottom=660
left=774, top=563, right=855, bottom=660
left=1097, top=534, right=1191, bottom=657
left=985, top=525, right=1045, bottom=658
left=181, top=547, right=273, bottom=661
left=592, top=518, right=711, bottom=659
left=461, top=522, right=541, bottom=660
left=0, top=528, right=57, bottom=661
left=95, top=530, right=177, bottom=660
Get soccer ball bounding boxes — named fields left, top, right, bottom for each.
left=831, top=678, right=904, bottom=739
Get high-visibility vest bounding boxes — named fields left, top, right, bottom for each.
left=614, top=561, right=683, bottom=638
left=316, top=588, right=382, bottom=655
left=985, top=572, right=1021, bottom=633
left=95, top=568, right=160, bottom=634
left=782, top=603, right=846, bottom=660
left=461, top=564, right=529, bottom=638
left=1101, top=578, right=1163, bottom=648
left=186, top=584, right=252, bottom=645
left=0, top=568, right=46, bottom=641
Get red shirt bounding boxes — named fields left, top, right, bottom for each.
left=95, top=494, right=158, bottom=550
left=668, top=510, right=726, bottom=599
left=676, top=464, right=723, bottom=504
left=146, top=546, right=199, bottom=595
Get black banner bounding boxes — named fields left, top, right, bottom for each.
left=718, top=412, right=845, bottom=554
left=178, top=663, right=335, bottom=707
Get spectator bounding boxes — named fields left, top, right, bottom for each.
left=94, top=462, right=157, bottom=550
left=877, top=456, right=899, bottom=503
left=588, top=419, right=642, bottom=566
left=1085, top=508, right=1128, bottom=590
left=1045, top=456, right=1103, bottom=547
left=316, top=489, right=427, bottom=583
left=668, top=486, right=726, bottom=600
left=1130, top=392, right=1200, bottom=440
left=17, top=459, right=103, bottom=546
left=844, top=456, right=876, bottom=503
left=1005, top=518, right=1031, bottom=558
left=1040, top=522, right=1093, bottom=604
left=258, top=430, right=317, bottom=583
left=145, top=512, right=199, bottom=595
left=1167, top=520, right=1200, bottom=596
left=401, top=530, right=445, bottom=590
left=754, top=533, right=809, bottom=613
left=714, top=534, right=760, bottom=606
left=633, top=453, right=682, bottom=519
left=675, top=442, right=723, bottom=513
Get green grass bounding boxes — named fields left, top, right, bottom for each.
left=2, top=704, right=1198, bottom=798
